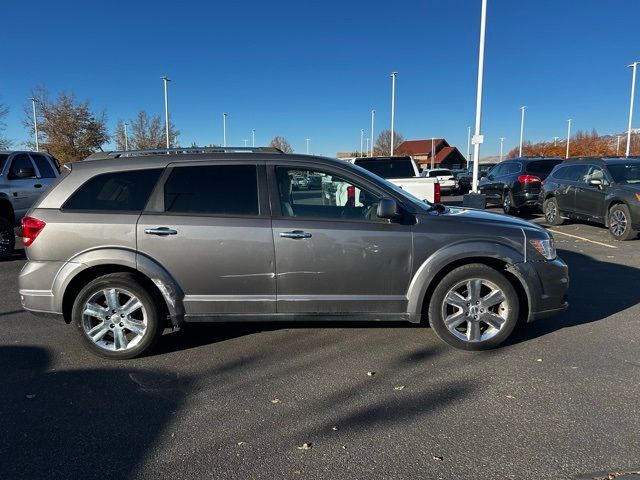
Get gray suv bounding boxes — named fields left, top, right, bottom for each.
left=0, top=151, right=60, bottom=257
left=18, top=148, right=569, bottom=359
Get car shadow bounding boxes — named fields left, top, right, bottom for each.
left=0, top=345, right=192, bottom=480
left=0, top=247, right=25, bottom=262
left=507, top=248, right=640, bottom=345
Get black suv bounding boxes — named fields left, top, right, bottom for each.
left=478, top=157, right=563, bottom=214
left=457, top=163, right=496, bottom=194
left=540, top=157, right=640, bottom=241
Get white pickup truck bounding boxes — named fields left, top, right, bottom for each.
left=349, top=156, right=440, bottom=203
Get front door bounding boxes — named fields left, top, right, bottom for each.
left=269, top=164, right=413, bottom=315
left=574, top=165, right=608, bottom=220
left=137, top=162, right=276, bottom=317
left=6, top=153, right=40, bottom=220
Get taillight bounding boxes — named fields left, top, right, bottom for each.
left=22, top=216, right=46, bottom=247
left=434, top=182, right=441, bottom=204
left=518, top=175, right=541, bottom=183
left=347, top=185, right=356, bottom=206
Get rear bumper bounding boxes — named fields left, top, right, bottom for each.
left=18, top=260, right=66, bottom=316
left=513, top=191, right=541, bottom=208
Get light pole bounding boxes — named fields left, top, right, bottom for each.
left=29, top=97, right=39, bottom=152
left=243, top=139, right=248, bottom=147
left=360, top=129, right=364, bottom=156
left=252, top=129, right=256, bottom=147
left=366, top=138, right=370, bottom=156
left=306, top=138, right=310, bottom=154
left=626, top=61, right=639, bottom=157
left=161, top=76, right=171, bottom=149
left=370, top=109, right=375, bottom=156
left=223, top=113, right=227, bottom=147
left=500, top=137, right=505, bottom=161
left=566, top=119, right=572, bottom=159
left=553, top=136, right=559, bottom=147
left=471, top=0, right=488, bottom=193
left=390, top=72, right=398, bottom=155
left=431, top=137, right=435, bottom=169
left=466, top=126, right=471, bottom=166
left=617, top=135, right=621, bottom=155
left=124, top=122, right=129, bottom=151
left=518, top=106, right=526, bottom=157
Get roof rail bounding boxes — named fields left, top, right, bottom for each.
left=84, top=146, right=283, bottom=160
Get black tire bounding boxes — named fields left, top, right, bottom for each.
left=0, top=217, right=15, bottom=259
left=543, top=197, right=564, bottom=226
left=72, top=273, right=163, bottom=359
left=428, top=264, right=520, bottom=351
left=608, top=204, right=638, bottom=241
left=502, top=191, right=515, bottom=215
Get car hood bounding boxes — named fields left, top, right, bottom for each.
left=619, top=183, right=640, bottom=193
left=434, top=206, right=546, bottom=235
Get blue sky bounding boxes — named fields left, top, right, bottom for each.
left=2, top=0, right=639, bottom=157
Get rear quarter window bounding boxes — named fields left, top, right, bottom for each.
left=527, top=160, right=562, bottom=175
left=63, top=169, right=163, bottom=211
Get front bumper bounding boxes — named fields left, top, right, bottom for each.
left=512, top=257, right=569, bottom=323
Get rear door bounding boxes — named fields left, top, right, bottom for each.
left=137, top=161, right=276, bottom=317
left=29, top=153, right=59, bottom=191
left=269, top=162, right=413, bottom=315
left=479, top=164, right=504, bottom=200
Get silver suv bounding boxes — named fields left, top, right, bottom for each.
left=0, top=151, right=60, bottom=257
left=18, top=148, right=569, bottom=359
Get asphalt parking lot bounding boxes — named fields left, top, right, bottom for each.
left=1, top=201, right=639, bottom=480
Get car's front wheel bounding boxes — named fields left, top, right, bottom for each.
left=428, top=264, right=520, bottom=350
left=608, top=204, right=638, bottom=241
left=543, top=197, right=564, bottom=226
left=72, top=273, right=163, bottom=359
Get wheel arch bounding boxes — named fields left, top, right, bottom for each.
left=604, top=199, right=628, bottom=227
left=0, top=196, right=16, bottom=226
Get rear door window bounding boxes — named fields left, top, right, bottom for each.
left=63, top=169, right=163, bottom=211
left=354, top=158, right=415, bottom=178
left=8, top=154, right=36, bottom=179
left=164, top=164, right=259, bottom=215
left=30, top=154, right=57, bottom=178
left=555, top=164, right=589, bottom=182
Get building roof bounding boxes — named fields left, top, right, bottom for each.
left=395, top=139, right=448, bottom=156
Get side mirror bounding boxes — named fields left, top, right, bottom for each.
left=377, top=198, right=401, bottom=220
left=589, top=178, right=603, bottom=187
left=14, top=167, right=36, bottom=179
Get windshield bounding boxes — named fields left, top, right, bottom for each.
left=348, top=161, right=433, bottom=209
left=354, top=158, right=415, bottom=179
left=608, top=163, right=640, bottom=184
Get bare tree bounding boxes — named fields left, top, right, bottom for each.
left=115, top=111, right=179, bottom=151
left=374, top=129, right=405, bottom=156
left=22, top=86, right=109, bottom=163
left=269, top=136, right=293, bottom=153
left=0, top=102, right=11, bottom=149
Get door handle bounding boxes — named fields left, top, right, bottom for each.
left=144, top=227, right=178, bottom=236
left=34, top=184, right=42, bottom=188
left=279, top=230, right=312, bottom=239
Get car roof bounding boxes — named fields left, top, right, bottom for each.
left=0, top=150, right=48, bottom=155
left=562, top=156, right=640, bottom=165
left=506, top=157, right=563, bottom=162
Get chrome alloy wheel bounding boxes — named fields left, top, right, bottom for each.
left=81, top=288, right=148, bottom=352
left=441, top=279, right=510, bottom=343
left=545, top=201, right=557, bottom=223
left=610, top=209, right=627, bottom=238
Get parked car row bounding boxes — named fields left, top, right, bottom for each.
left=476, top=156, right=640, bottom=241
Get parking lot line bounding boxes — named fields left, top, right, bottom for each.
left=547, top=229, right=617, bottom=249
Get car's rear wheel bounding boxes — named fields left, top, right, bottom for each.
left=72, top=273, right=163, bottom=359
left=428, top=264, right=520, bottom=350
left=543, top=197, right=564, bottom=226
left=608, top=204, right=638, bottom=241
left=502, top=191, right=515, bottom=215
left=0, top=217, right=15, bottom=259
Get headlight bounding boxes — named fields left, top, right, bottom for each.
left=530, top=237, right=556, bottom=260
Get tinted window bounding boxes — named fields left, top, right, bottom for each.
left=63, top=169, right=162, bottom=211
left=554, top=164, right=589, bottom=182
left=9, top=154, right=36, bottom=179
left=608, top=163, right=640, bottom=184
left=276, top=167, right=381, bottom=221
left=164, top=165, right=258, bottom=215
left=354, top=158, right=415, bottom=178
left=505, top=163, right=521, bottom=174
left=488, top=164, right=503, bottom=176
left=30, top=154, right=56, bottom=178
left=526, top=160, right=562, bottom=175
left=0, top=154, right=8, bottom=173
left=583, top=166, right=606, bottom=184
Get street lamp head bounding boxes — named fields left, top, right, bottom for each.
left=160, top=76, right=171, bottom=82
left=628, top=62, right=640, bottom=68
left=391, top=71, right=398, bottom=77
left=520, top=105, right=527, bottom=110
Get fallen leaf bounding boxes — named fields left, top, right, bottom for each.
left=332, top=426, right=338, bottom=431
left=271, top=398, right=280, bottom=404
left=237, top=441, right=246, bottom=446
left=506, top=395, right=516, bottom=399
left=297, top=442, right=313, bottom=450
left=432, top=455, right=444, bottom=461
left=25, top=394, right=36, bottom=399
left=394, top=385, right=405, bottom=391
left=342, top=445, right=348, bottom=450
left=536, top=358, right=543, bottom=363
left=367, top=371, right=375, bottom=377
